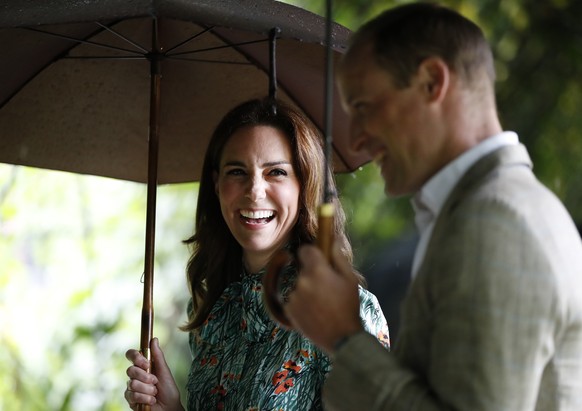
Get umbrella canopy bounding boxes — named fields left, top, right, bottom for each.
left=0, top=0, right=370, bottom=184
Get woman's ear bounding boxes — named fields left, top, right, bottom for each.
left=213, top=171, right=219, bottom=195
left=417, top=57, right=450, bottom=103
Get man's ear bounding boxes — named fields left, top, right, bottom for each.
left=417, top=57, right=450, bottom=103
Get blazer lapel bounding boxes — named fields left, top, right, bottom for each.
left=434, top=144, right=532, bottom=236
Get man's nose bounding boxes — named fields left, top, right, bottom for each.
left=349, top=119, right=370, bottom=155
left=245, top=175, right=267, bottom=202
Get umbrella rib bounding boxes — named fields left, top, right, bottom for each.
left=63, top=55, right=147, bottom=60
left=165, top=56, right=252, bottom=65
left=164, top=26, right=214, bottom=54
left=24, top=27, right=145, bottom=56
left=95, top=22, right=149, bottom=53
left=167, top=38, right=268, bottom=57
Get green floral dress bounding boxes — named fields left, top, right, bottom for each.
left=186, top=268, right=390, bottom=411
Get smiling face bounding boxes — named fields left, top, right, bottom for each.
left=214, top=125, right=300, bottom=273
left=338, top=44, right=441, bottom=197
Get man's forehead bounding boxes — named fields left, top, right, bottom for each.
left=337, top=45, right=377, bottom=78
left=341, top=41, right=375, bottom=69
left=338, top=47, right=378, bottom=88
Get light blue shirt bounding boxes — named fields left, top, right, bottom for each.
left=411, top=132, right=519, bottom=278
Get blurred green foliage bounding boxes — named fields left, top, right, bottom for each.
left=0, top=167, right=195, bottom=410
left=289, top=0, right=582, bottom=265
left=1, top=0, right=581, bottom=409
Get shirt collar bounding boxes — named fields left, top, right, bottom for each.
left=411, top=131, right=519, bottom=232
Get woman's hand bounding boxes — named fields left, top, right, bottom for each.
left=124, top=337, right=184, bottom=411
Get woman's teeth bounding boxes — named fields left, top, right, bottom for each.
left=240, top=210, right=274, bottom=219
left=240, top=210, right=275, bottom=224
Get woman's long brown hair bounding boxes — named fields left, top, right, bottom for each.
left=180, top=98, right=359, bottom=332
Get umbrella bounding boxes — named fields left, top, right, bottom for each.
left=0, top=0, right=369, bottom=393
left=0, top=0, right=369, bottom=182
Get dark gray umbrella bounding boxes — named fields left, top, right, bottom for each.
left=0, top=0, right=368, bottom=182
left=0, top=1, right=368, bottom=394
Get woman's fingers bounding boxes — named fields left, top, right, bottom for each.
left=124, top=369, right=158, bottom=408
left=124, top=345, right=159, bottom=408
left=126, top=376, right=158, bottom=395
left=124, top=380, right=157, bottom=408
left=126, top=348, right=149, bottom=371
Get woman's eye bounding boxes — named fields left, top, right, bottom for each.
left=269, top=168, right=288, bottom=177
left=226, top=168, right=245, bottom=176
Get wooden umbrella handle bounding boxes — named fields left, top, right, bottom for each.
left=137, top=316, right=152, bottom=411
left=315, top=203, right=334, bottom=261
left=263, top=203, right=334, bottom=328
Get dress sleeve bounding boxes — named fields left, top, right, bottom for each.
left=358, top=287, right=391, bottom=350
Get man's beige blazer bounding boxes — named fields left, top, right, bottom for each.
left=324, top=144, right=582, bottom=410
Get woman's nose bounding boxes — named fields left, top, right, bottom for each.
left=245, top=175, right=267, bottom=202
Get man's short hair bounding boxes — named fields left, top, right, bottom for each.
left=348, top=2, right=495, bottom=89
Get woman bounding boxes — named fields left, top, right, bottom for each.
left=124, top=98, right=390, bottom=410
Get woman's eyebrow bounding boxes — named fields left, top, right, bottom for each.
left=263, top=160, right=292, bottom=167
left=222, top=160, right=292, bottom=167
left=222, top=160, right=245, bottom=167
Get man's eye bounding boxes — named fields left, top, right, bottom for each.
left=354, top=102, right=367, bottom=113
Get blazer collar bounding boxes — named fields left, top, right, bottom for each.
left=446, top=144, right=532, bottom=210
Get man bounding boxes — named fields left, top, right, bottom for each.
left=283, top=3, right=582, bottom=410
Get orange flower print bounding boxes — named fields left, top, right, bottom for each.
left=201, top=356, right=219, bottom=367
left=377, top=331, right=390, bottom=348
left=274, top=377, right=295, bottom=394
left=223, top=372, right=240, bottom=381
left=298, top=349, right=309, bottom=358
left=272, top=360, right=301, bottom=395
left=272, top=370, right=288, bottom=385
left=211, top=384, right=226, bottom=397
left=283, top=360, right=301, bottom=373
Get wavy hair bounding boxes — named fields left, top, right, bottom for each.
left=181, top=98, right=358, bottom=331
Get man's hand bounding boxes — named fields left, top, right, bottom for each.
left=284, top=241, right=364, bottom=354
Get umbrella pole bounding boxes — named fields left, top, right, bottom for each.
left=138, top=18, right=162, bottom=411
left=262, top=0, right=336, bottom=327
left=317, top=0, right=335, bottom=260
